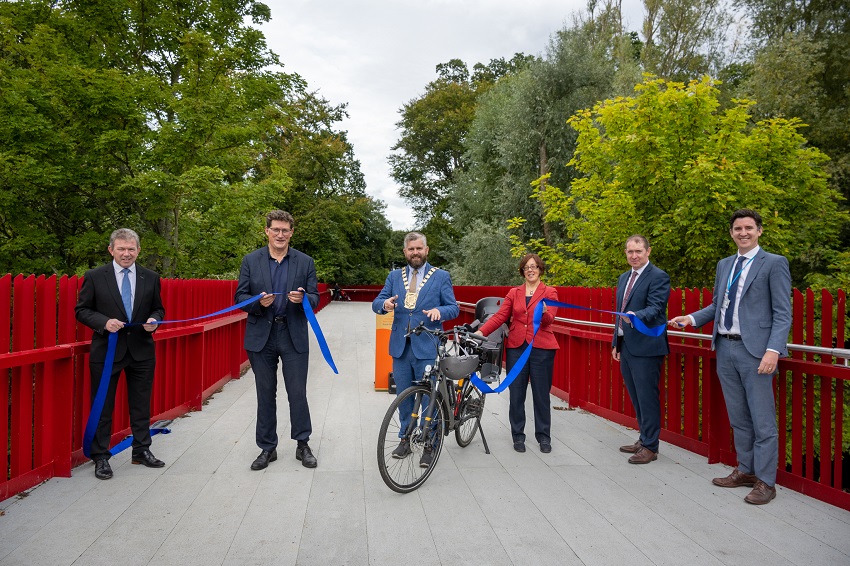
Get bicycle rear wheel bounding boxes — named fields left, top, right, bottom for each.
left=377, top=385, right=447, bottom=493
left=455, top=382, right=485, bottom=447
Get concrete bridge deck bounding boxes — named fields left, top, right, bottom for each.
left=1, top=302, right=848, bottom=565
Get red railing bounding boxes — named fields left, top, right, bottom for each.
left=4, top=278, right=847, bottom=509
left=0, top=274, right=331, bottom=500
left=449, top=285, right=849, bottom=511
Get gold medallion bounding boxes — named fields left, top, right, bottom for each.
left=404, top=292, right=417, bottom=309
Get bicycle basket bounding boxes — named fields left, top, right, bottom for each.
left=439, top=355, right=479, bottom=380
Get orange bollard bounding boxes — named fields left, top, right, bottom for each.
left=374, top=312, right=394, bottom=391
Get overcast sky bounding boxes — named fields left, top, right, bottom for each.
left=259, top=0, right=644, bottom=230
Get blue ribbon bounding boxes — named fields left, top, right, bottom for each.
left=83, top=292, right=337, bottom=458
left=470, top=298, right=666, bottom=394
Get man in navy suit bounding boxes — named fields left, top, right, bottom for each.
left=671, top=209, right=791, bottom=505
left=76, top=228, right=165, bottom=480
left=372, top=232, right=458, bottom=467
left=236, top=210, right=320, bottom=470
left=611, top=235, right=670, bottom=464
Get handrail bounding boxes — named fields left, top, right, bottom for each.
left=456, top=301, right=850, bottom=366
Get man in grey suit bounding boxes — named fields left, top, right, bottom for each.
left=670, top=209, right=791, bottom=505
left=236, top=210, right=320, bottom=470
left=611, top=235, right=670, bottom=465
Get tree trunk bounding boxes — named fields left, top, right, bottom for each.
left=539, top=139, right=553, bottom=247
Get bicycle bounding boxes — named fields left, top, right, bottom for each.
left=377, top=321, right=504, bottom=493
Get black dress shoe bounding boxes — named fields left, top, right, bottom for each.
left=540, top=441, right=552, bottom=453
left=296, top=445, right=317, bottom=468
left=251, top=449, right=277, bottom=470
left=95, top=459, right=113, bottom=480
left=132, top=449, right=165, bottom=468
left=513, top=441, right=526, bottom=453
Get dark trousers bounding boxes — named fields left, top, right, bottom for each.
left=619, top=340, right=664, bottom=453
left=248, top=321, right=311, bottom=451
left=506, top=344, right=556, bottom=444
left=392, top=339, right=432, bottom=438
left=89, top=354, right=155, bottom=461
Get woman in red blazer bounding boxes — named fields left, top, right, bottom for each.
left=477, top=253, right=559, bottom=453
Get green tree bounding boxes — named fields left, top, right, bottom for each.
left=734, top=1, right=850, bottom=286
left=520, top=76, right=845, bottom=288
left=640, top=0, right=733, bottom=80
left=449, top=14, right=638, bottom=283
left=446, top=220, right=518, bottom=286
left=388, top=56, right=532, bottom=230
left=0, top=0, right=391, bottom=281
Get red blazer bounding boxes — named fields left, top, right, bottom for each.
left=479, top=283, right=559, bottom=350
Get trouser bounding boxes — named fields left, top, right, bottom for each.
left=506, top=344, right=555, bottom=444
left=716, top=337, right=779, bottom=485
left=89, top=354, right=155, bottom=461
left=248, top=320, right=311, bottom=450
left=391, top=339, right=432, bottom=438
left=619, top=341, right=664, bottom=453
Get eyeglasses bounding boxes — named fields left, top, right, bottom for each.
left=522, top=265, right=539, bottom=272
left=268, top=227, right=292, bottom=236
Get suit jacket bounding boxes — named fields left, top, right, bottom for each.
left=690, top=248, right=792, bottom=358
left=75, top=263, right=165, bottom=363
left=478, top=284, right=559, bottom=350
left=372, top=263, right=459, bottom=360
left=235, top=246, right=319, bottom=354
left=611, top=262, right=670, bottom=357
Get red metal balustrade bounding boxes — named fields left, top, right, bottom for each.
left=3, top=279, right=848, bottom=511
left=1, top=274, right=331, bottom=500
left=354, top=283, right=849, bottom=510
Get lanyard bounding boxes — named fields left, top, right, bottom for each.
left=725, top=255, right=756, bottom=296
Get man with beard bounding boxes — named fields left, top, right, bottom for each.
left=372, top=232, right=459, bottom=468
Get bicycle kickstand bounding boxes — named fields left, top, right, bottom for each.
left=478, top=422, right=491, bottom=455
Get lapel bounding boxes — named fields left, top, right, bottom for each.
left=740, top=249, right=766, bottom=298
left=624, top=264, right=652, bottom=309
left=527, top=283, right=545, bottom=312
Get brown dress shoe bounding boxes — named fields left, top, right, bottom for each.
left=744, top=480, right=776, bottom=505
left=619, top=439, right=641, bottom=453
left=712, top=468, right=757, bottom=488
left=628, top=446, right=657, bottom=464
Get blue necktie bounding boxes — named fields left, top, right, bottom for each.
left=723, top=256, right=747, bottom=331
left=121, top=268, right=133, bottom=321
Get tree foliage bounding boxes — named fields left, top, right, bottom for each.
left=388, top=55, right=534, bottom=228
left=733, top=0, right=850, bottom=288
left=0, top=0, right=392, bottom=282
left=521, top=76, right=844, bottom=288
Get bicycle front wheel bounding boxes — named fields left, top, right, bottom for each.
left=377, top=385, right=447, bottom=493
left=455, top=382, right=485, bottom=447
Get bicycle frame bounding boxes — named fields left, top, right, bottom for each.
left=405, top=326, right=487, bottom=444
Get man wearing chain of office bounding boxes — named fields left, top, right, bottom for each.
left=372, top=232, right=458, bottom=467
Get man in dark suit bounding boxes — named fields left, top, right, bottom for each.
left=235, top=210, right=320, bottom=470
left=76, top=228, right=165, bottom=480
left=671, top=209, right=791, bottom=505
left=611, top=235, right=670, bottom=464
left=372, top=232, right=458, bottom=468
